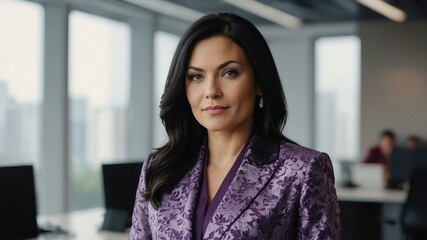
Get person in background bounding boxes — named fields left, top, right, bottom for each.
left=362, top=130, right=396, bottom=180
left=406, top=135, right=420, bottom=150
left=129, top=13, right=340, bottom=239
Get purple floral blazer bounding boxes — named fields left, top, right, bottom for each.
left=129, top=135, right=341, bottom=239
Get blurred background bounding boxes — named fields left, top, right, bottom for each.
left=0, top=0, right=426, bottom=215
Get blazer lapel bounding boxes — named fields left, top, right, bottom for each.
left=155, top=144, right=206, bottom=239
left=203, top=135, right=283, bottom=239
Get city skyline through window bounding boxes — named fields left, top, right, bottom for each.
left=153, top=31, right=180, bottom=148
left=0, top=0, right=43, bottom=166
left=69, top=10, right=131, bottom=210
left=315, top=36, right=361, bottom=180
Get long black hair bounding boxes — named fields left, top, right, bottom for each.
left=144, top=13, right=292, bottom=209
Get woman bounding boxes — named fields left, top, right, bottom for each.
left=130, top=13, right=340, bottom=239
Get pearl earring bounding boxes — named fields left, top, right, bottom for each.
left=259, top=96, right=264, bottom=109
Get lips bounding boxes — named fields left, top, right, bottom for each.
left=203, top=106, right=228, bottom=111
left=202, top=105, right=229, bottom=115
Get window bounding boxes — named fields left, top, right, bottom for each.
left=0, top=0, right=43, bottom=166
left=69, top=11, right=131, bottom=210
left=315, top=36, right=361, bottom=170
left=153, top=31, right=180, bottom=147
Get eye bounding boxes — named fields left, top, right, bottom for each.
left=187, top=73, right=203, bottom=81
left=222, top=69, right=238, bottom=78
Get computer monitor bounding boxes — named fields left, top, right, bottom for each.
left=0, top=165, right=39, bottom=239
left=101, top=161, right=143, bottom=232
left=390, top=148, right=427, bottom=185
left=352, top=163, right=384, bottom=189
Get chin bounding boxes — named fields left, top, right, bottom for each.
left=205, top=126, right=228, bottom=132
left=201, top=122, right=231, bottom=132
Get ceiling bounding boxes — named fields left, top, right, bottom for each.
left=161, top=0, right=427, bottom=25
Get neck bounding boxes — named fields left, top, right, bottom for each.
left=207, top=128, right=252, bottom=167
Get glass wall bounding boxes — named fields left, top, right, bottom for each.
left=68, top=10, right=131, bottom=210
left=153, top=31, right=180, bottom=148
left=315, top=36, right=361, bottom=170
left=0, top=0, right=43, bottom=166
left=1, top=0, right=183, bottom=214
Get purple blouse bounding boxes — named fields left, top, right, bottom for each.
left=194, top=142, right=249, bottom=239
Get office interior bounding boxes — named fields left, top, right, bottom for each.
left=1, top=0, right=427, bottom=239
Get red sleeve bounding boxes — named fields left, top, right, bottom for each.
left=362, top=148, right=376, bottom=163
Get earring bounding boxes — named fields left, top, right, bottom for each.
left=259, top=96, right=264, bottom=109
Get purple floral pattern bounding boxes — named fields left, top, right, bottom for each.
left=129, top=135, right=341, bottom=239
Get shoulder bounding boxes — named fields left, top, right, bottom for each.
left=278, top=141, right=330, bottom=168
left=279, top=141, right=325, bottom=160
left=247, top=135, right=329, bottom=168
left=276, top=141, right=335, bottom=182
left=364, top=146, right=382, bottom=160
left=368, top=146, right=381, bottom=154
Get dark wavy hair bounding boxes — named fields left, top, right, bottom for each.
left=144, top=13, right=292, bottom=209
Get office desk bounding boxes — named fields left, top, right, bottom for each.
left=336, top=186, right=407, bottom=203
left=336, top=186, right=407, bottom=240
left=37, top=208, right=128, bottom=240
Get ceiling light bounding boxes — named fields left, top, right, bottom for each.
left=357, top=0, right=407, bottom=22
left=222, top=0, right=303, bottom=29
left=125, top=0, right=204, bottom=23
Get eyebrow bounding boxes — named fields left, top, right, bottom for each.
left=187, top=60, right=242, bottom=72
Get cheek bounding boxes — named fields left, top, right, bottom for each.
left=233, top=85, right=257, bottom=108
left=186, top=85, right=201, bottom=108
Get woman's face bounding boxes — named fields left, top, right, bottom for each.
left=186, top=36, right=260, bottom=134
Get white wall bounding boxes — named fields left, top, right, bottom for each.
left=262, top=23, right=358, bottom=148
left=359, top=20, right=427, bottom=155
left=268, top=37, right=315, bottom=147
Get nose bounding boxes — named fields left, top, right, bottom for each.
left=205, top=78, right=222, bottom=99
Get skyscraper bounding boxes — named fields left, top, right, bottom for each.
left=0, top=80, right=8, bottom=158
left=91, top=107, right=127, bottom=166
left=70, top=97, right=89, bottom=170
left=4, top=102, right=40, bottom=164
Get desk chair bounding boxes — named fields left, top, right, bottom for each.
left=0, top=165, right=39, bottom=239
left=401, top=169, right=427, bottom=240
left=101, top=162, right=143, bottom=232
